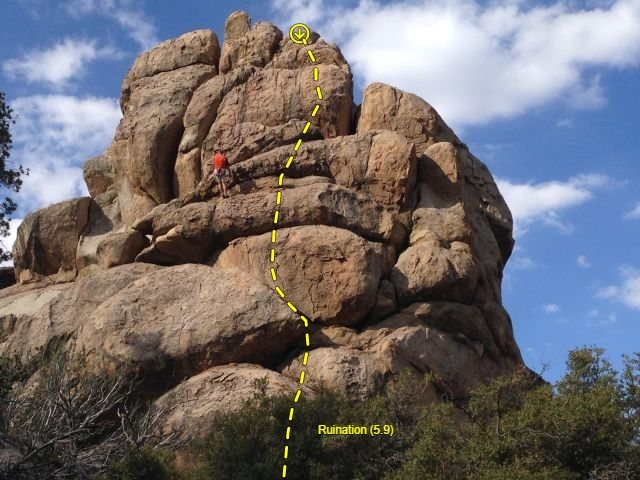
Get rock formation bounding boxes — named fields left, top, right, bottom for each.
left=2, top=11, right=522, bottom=441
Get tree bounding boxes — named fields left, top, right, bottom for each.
left=393, top=348, right=640, bottom=480
left=0, top=91, right=28, bottom=263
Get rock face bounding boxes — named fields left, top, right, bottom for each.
left=12, top=197, right=91, bottom=283
left=71, top=264, right=303, bottom=379
left=153, top=363, right=313, bottom=438
left=96, top=230, right=149, bottom=268
left=6, top=11, right=524, bottom=441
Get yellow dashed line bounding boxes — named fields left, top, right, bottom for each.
left=275, top=35, right=322, bottom=479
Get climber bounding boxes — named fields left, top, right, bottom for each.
left=209, top=150, right=231, bottom=198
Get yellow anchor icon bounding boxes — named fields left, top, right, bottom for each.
left=289, top=23, right=311, bottom=44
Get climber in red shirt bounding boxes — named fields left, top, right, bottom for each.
left=209, top=150, right=231, bottom=198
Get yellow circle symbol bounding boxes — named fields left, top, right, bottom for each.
left=289, top=23, right=310, bottom=44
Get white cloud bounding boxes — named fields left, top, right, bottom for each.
left=624, top=203, right=640, bottom=219
left=577, top=255, right=591, bottom=268
left=271, top=0, right=640, bottom=126
left=66, top=0, right=158, bottom=50
left=496, top=174, right=608, bottom=236
left=566, top=75, right=607, bottom=109
left=3, top=38, right=120, bottom=89
left=9, top=95, right=121, bottom=213
left=544, top=304, right=560, bottom=314
left=597, top=266, right=640, bottom=310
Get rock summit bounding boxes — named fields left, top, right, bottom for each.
left=2, top=11, right=523, bottom=438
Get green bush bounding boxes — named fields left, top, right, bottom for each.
left=103, top=447, right=173, bottom=480
left=4, top=346, right=639, bottom=479
left=393, top=347, right=640, bottom=480
left=182, top=372, right=428, bottom=480
left=178, top=347, right=640, bottom=480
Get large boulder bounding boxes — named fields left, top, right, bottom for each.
left=0, top=283, right=71, bottom=360
left=358, top=82, right=460, bottom=152
left=95, top=29, right=221, bottom=226
left=115, top=63, right=217, bottom=224
left=361, top=312, right=504, bottom=399
left=154, top=364, right=312, bottom=439
left=0, top=263, right=161, bottom=361
left=219, top=12, right=282, bottom=74
left=72, top=265, right=304, bottom=378
left=173, top=148, right=203, bottom=198
left=178, top=66, right=255, bottom=154
left=83, top=154, right=116, bottom=197
left=96, top=230, right=150, bottom=268
left=135, top=202, right=215, bottom=265
left=228, top=131, right=416, bottom=210
left=410, top=184, right=471, bottom=245
left=307, top=302, right=516, bottom=399
left=281, top=347, right=388, bottom=399
left=364, top=131, right=417, bottom=209
left=392, top=239, right=479, bottom=304
left=13, top=197, right=91, bottom=284
left=202, top=64, right=353, bottom=165
left=121, top=29, right=220, bottom=109
left=211, top=181, right=403, bottom=245
left=215, top=226, right=393, bottom=326
left=269, top=36, right=350, bottom=71
left=203, top=119, right=323, bottom=172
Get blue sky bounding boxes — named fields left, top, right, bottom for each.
left=1, top=0, right=639, bottom=382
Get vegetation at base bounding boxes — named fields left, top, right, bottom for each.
left=102, top=447, right=173, bottom=480
left=393, top=348, right=640, bottom=480
left=0, top=349, right=183, bottom=479
left=2, top=346, right=640, bottom=479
